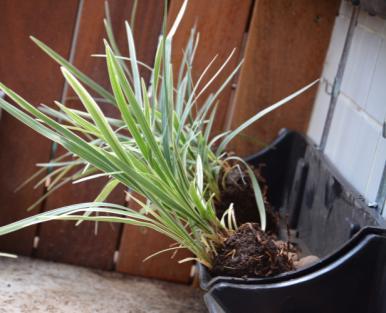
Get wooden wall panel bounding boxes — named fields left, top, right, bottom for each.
left=168, top=0, right=253, bottom=134
left=36, top=0, right=135, bottom=270
left=117, top=0, right=252, bottom=283
left=117, top=194, right=193, bottom=283
left=229, top=0, right=340, bottom=156
left=0, top=0, right=340, bottom=279
left=0, top=0, right=79, bottom=255
left=36, top=176, right=125, bottom=269
left=37, top=0, right=166, bottom=270
left=114, top=2, right=193, bottom=282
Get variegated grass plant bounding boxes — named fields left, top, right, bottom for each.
left=0, top=0, right=317, bottom=268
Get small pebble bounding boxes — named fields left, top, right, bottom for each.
left=294, top=255, right=320, bottom=269
left=288, top=252, right=299, bottom=262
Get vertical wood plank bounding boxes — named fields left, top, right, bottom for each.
left=0, top=0, right=79, bottom=255
left=117, top=0, right=253, bottom=283
left=37, top=0, right=166, bottom=270
left=117, top=194, right=193, bottom=283
left=229, top=0, right=340, bottom=156
left=168, top=0, right=253, bottom=134
left=36, top=0, right=134, bottom=270
left=114, top=1, right=194, bottom=282
left=116, top=0, right=253, bottom=283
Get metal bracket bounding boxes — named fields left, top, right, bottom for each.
left=322, top=78, right=333, bottom=96
left=377, top=118, right=386, bottom=214
left=376, top=162, right=386, bottom=215
left=319, top=4, right=360, bottom=151
left=358, top=0, right=386, bottom=19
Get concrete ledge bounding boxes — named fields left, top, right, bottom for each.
left=0, top=256, right=205, bottom=313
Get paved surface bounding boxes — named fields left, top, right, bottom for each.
left=0, top=256, right=206, bottom=313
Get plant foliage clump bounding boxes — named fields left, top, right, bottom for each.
left=0, top=0, right=317, bottom=268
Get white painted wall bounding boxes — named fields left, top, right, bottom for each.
left=307, top=1, right=386, bottom=216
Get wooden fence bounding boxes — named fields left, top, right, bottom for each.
left=0, top=0, right=339, bottom=283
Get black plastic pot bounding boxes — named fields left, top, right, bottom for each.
left=199, top=129, right=386, bottom=313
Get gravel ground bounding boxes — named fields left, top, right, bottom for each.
left=0, top=256, right=206, bottom=313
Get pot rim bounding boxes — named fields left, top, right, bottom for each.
left=198, top=130, right=386, bottom=290
left=198, top=225, right=386, bottom=290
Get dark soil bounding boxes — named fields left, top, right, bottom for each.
left=212, top=223, right=294, bottom=278
left=215, top=161, right=279, bottom=234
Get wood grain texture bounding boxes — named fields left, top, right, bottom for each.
left=168, top=0, right=253, bottom=134
left=229, top=0, right=340, bottom=156
left=114, top=1, right=194, bottom=283
left=37, top=0, right=166, bottom=270
left=36, top=174, right=125, bottom=270
left=117, top=0, right=252, bottom=283
left=36, top=0, right=131, bottom=270
left=117, top=194, right=193, bottom=283
left=0, top=0, right=79, bottom=255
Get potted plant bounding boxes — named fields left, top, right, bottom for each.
left=0, top=0, right=316, bottom=270
left=1, top=1, right=385, bottom=312
left=198, top=129, right=386, bottom=313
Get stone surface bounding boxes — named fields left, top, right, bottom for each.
left=0, top=256, right=206, bottom=313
